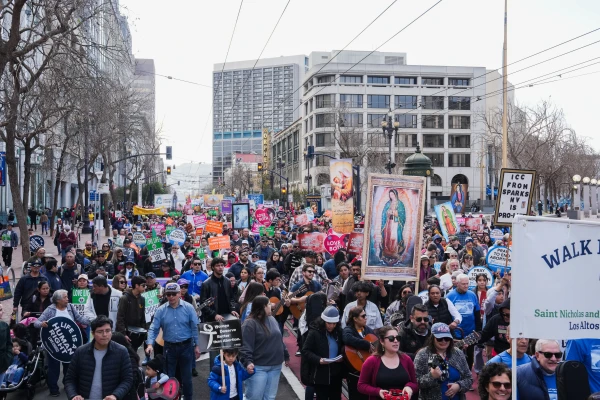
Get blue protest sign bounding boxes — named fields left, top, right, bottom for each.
left=132, top=232, right=147, bottom=248
left=486, top=245, right=512, bottom=273
left=122, top=248, right=135, bottom=263
left=41, top=316, right=83, bottom=363
left=29, top=235, right=45, bottom=253
left=467, top=266, right=495, bottom=290
left=107, top=238, right=113, bottom=249
left=248, top=194, right=264, bottom=206
left=167, top=228, right=187, bottom=246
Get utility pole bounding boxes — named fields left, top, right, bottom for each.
left=502, top=0, right=508, bottom=168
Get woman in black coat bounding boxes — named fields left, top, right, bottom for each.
left=342, top=306, right=375, bottom=400
left=301, top=307, right=345, bottom=400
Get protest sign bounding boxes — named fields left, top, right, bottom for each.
left=115, top=210, right=122, bottom=218
left=418, top=290, right=429, bottom=303
left=232, top=203, right=250, bottom=230
left=254, top=208, right=274, bottom=227
left=323, top=233, right=348, bottom=255
left=486, top=245, right=512, bottom=273
left=198, top=319, right=242, bottom=352
left=251, top=220, right=261, bottom=234
left=305, top=207, right=315, bottom=222
left=512, top=216, right=600, bottom=340
left=167, top=228, right=187, bottom=246
left=295, top=214, right=309, bottom=226
left=490, top=229, right=504, bottom=242
left=203, top=194, right=223, bottom=207
left=494, top=168, right=536, bottom=226
left=346, top=232, right=364, bottom=255
left=208, top=236, right=230, bottom=251
left=434, top=202, right=458, bottom=241
left=330, top=159, right=354, bottom=234
left=248, top=194, right=264, bottom=206
left=205, top=220, right=224, bottom=234
left=147, top=236, right=166, bottom=262
left=29, top=235, right=44, bottom=253
left=132, top=232, right=147, bottom=248
left=150, top=224, right=165, bottom=235
left=467, top=266, right=495, bottom=290
left=122, top=248, right=135, bottom=263
left=276, top=210, right=287, bottom=219
left=71, top=289, right=90, bottom=317
left=195, top=227, right=204, bottom=237
left=298, top=232, right=326, bottom=253
left=221, top=200, right=232, bottom=214
left=41, top=317, right=83, bottom=363
left=142, top=289, right=160, bottom=323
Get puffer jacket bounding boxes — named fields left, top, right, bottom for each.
left=301, top=324, right=344, bottom=386
left=516, top=357, right=551, bottom=400
left=207, top=355, right=253, bottom=400
left=414, top=347, right=473, bottom=400
left=64, top=340, right=133, bottom=400
left=116, top=289, right=146, bottom=333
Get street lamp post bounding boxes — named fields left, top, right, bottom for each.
left=381, top=108, right=400, bottom=174
left=277, top=156, right=285, bottom=207
left=572, top=175, right=581, bottom=210
left=591, top=179, right=598, bottom=215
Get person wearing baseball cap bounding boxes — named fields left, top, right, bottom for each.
left=144, top=272, right=162, bottom=297
left=146, top=281, right=200, bottom=400
left=301, top=306, right=344, bottom=398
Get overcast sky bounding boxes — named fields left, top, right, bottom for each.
left=119, top=0, right=600, bottom=177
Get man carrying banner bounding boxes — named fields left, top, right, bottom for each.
left=83, top=276, right=122, bottom=330
left=146, top=283, right=201, bottom=400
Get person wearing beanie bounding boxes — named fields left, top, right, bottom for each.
left=301, top=305, right=345, bottom=399
left=145, top=355, right=169, bottom=391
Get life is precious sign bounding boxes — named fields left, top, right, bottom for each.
left=494, top=168, right=537, bottom=226
left=511, top=216, right=600, bottom=340
left=198, top=319, right=242, bottom=352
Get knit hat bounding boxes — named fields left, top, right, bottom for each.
left=146, top=357, right=163, bottom=373
left=321, top=306, right=340, bottom=323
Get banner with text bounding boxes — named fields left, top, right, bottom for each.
left=330, top=159, right=354, bottom=234
left=494, top=168, right=537, bottom=226
left=198, top=319, right=243, bottom=352
left=512, top=216, right=600, bottom=339
left=142, top=289, right=160, bottom=323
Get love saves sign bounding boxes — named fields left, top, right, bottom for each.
left=41, top=316, right=83, bottom=363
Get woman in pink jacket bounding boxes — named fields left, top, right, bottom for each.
left=358, top=325, right=418, bottom=399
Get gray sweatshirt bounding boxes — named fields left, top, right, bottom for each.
left=240, top=316, right=286, bottom=367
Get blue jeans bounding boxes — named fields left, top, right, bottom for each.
left=0, top=366, right=25, bottom=385
left=245, top=364, right=282, bottom=400
left=164, top=341, right=194, bottom=399
left=47, top=354, right=68, bottom=394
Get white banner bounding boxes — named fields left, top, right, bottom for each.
left=512, top=216, right=600, bottom=340
left=494, top=168, right=536, bottom=226
left=154, top=194, right=174, bottom=209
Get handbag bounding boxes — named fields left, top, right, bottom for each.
left=383, top=390, right=409, bottom=400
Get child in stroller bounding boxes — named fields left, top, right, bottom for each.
left=0, top=339, right=28, bottom=388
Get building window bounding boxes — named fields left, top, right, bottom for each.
left=449, top=135, right=471, bottom=148
left=394, top=95, right=417, bottom=109
left=315, top=154, right=332, bottom=166
left=425, top=153, right=445, bottom=167
left=367, top=114, right=386, bottom=128
left=422, top=96, right=444, bottom=110
left=431, top=174, right=442, bottom=186
left=423, top=134, right=444, bottom=148
left=449, top=96, right=471, bottom=110
left=449, top=78, right=469, bottom=86
left=367, top=76, right=390, bottom=84
left=367, top=95, right=390, bottom=109
left=367, top=132, right=386, bottom=147
left=340, top=94, right=363, bottom=108
left=449, top=154, right=470, bottom=167
left=315, top=94, right=335, bottom=108
left=422, top=77, right=444, bottom=86
left=422, top=115, right=444, bottom=129
left=340, top=113, right=363, bottom=128
left=316, top=132, right=333, bottom=147
left=396, top=133, right=418, bottom=147
left=395, top=114, right=417, bottom=128
left=448, top=115, right=471, bottom=129
left=315, top=114, right=335, bottom=128
left=340, top=75, right=362, bottom=83
left=317, top=75, right=334, bottom=84
left=395, top=77, right=417, bottom=85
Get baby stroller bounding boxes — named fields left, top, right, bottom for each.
left=0, top=340, right=47, bottom=400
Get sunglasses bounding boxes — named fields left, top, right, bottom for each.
left=435, top=337, right=452, bottom=343
left=193, top=262, right=202, bottom=265
left=119, top=281, right=126, bottom=284
left=358, top=314, right=367, bottom=319
left=490, top=381, right=511, bottom=390
left=180, top=285, right=189, bottom=289
left=541, top=351, right=563, bottom=359
left=165, top=293, right=178, bottom=297
left=306, top=270, right=315, bottom=274
left=414, top=317, right=428, bottom=323
left=402, top=291, right=412, bottom=295
left=384, top=335, right=401, bottom=342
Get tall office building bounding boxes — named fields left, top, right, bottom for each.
left=212, top=55, right=307, bottom=184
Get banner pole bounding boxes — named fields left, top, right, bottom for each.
left=511, top=337, right=517, bottom=397
left=220, top=349, right=225, bottom=389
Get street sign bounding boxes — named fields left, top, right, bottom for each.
left=89, top=190, right=99, bottom=201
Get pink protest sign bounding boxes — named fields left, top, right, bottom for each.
left=254, top=208, right=275, bottom=227
left=323, top=233, right=349, bottom=254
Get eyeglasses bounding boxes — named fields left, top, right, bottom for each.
left=384, top=335, right=401, bottom=342
left=490, top=381, right=512, bottom=390
left=94, top=329, right=112, bottom=335
left=306, top=270, right=315, bottom=274
left=435, top=337, right=452, bottom=343
left=402, top=290, right=412, bottom=296
left=541, top=351, right=563, bottom=359
left=165, top=293, right=178, bottom=297
left=414, top=317, right=428, bottom=323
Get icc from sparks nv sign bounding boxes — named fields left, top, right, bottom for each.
left=511, top=216, right=600, bottom=340
left=494, top=168, right=537, bottom=226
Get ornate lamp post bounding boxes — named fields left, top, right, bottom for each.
left=381, top=109, right=399, bottom=174
left=583, top=176, right=591, bottom=217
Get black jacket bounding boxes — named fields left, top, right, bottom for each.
left=478, top=298, right=510, bottom=353
left=64, top=340, right=133, bottom=400
left=116, top=289, right=146, bottom=333
left=13, top=273, right=48, bottom=310
left=200, top=274, right=236, bottom=322
left=398, top=319, right=431, bottom=360
left=342, top=325, right=375, bottom=351
left=301, top=324, right=344, bottom=386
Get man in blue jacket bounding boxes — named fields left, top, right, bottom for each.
left=180, top=257, right=209, bottom=298
left=516, top=339, right=562, bottom=400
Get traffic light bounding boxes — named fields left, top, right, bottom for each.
left=307, top=145, right=314, bottom=158
left=257, top=163, right=263, bottom=171
left=166, top=146, right=172, bottom=160
left=281, top=187, right=287, bottom=195
left=166, top=166, right=171, bottom=175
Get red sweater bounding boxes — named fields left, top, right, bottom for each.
left=357, top=354, right=418, bottom=400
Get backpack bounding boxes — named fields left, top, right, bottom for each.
left=557, top=360, right=591, bottom=400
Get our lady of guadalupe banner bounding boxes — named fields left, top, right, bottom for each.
left=362, top=174, right=425, bottom=283
left=450, top=182, right=467, bottom=214
left=330, top=159, right=354, bottom=234
left=434, top=201, right=458, bottom=241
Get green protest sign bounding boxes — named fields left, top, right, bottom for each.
left=72, top=289, right=90, bottom=317
left=208, top=209, right=217, bottom=216
left=147, top=236, right=166, bottom=262
left=259, top=226, right=265, bottom=236
left=267, top=226, right=275, bottom=237
left=168, top=211, right=182, bottom=217
left=197, top=247, right=206, bottom=260
left=165, top=226, right=174, bottom=236
left=141, top=289, right=160, bottom=323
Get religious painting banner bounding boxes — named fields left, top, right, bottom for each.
left=330, top=159, right=354, bottom=234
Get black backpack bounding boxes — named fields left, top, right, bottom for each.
left=557, top=360, right=591, bottom=400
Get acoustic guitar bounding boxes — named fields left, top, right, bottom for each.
left=290, top=289, right=312, bottom=319
left=268, top=276, right=289, bottom=316
left=281, top=284, right=309, bottom=319
left=344, top=333, right=378, bottom=372
left=146, top=378, right=180, bottom=400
